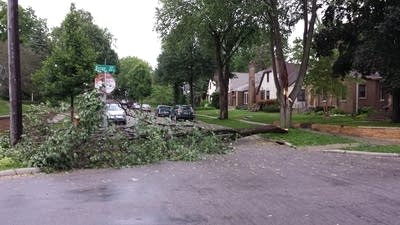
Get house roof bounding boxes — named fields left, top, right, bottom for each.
left=256, top=62, right=300, bottom=86
left=230, top=72, right=265, bottom=92
left=350, top=71, right=382, bottom=80
left=230, top=62, right=300, bottom=92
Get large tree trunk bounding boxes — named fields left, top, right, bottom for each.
left=70, top=95, right=74, bottom=122
left=215, top=36, right=229, bottom=119
left=268, top=0, right=318, bottom=129
left=392, top=88, right=400, bottom=123
left=189, top=75, right=194, bottom=107
left=279, top=95, right=292, bottom=129
left=270, top=1, right=290, bottom=129
left=173, top=83, right=181, bottom=104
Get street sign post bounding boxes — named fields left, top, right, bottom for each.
left=95, top=64, right=116, bottom=73
left=95, top=64, right=116, bottom=128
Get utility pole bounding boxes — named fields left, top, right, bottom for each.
left=8, top=0, right=22, bottom=145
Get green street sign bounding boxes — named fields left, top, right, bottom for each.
left=95, top=64, right=116, bottom=73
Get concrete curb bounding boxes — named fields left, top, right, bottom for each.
left=322, top=149, right=400, bottom=157
left=0, top=167, right=41, bottom=177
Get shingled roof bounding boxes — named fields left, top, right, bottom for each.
left=229, top=63, right=300, bottom=92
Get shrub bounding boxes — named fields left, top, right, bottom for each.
left=0, top=157, right=22, bottom=170
left=259, top=100, right=280, bottom=113
left=210, top=92, right=219, bottom=109
left=235, top=104, right=248, bottom=110
left=1, top=90, right=230, bottom=172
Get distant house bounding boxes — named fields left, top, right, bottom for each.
left=226, top=62, right=306, bottom=110
left=308, top=72, right=392, bottom=118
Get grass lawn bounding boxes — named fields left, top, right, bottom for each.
left=0, top=99, right=32, bottom=116
left=197, top=114, right=254, bottom=129
left=196, top=109, right=399, bottom=127
left=0, top=100, right=9, bottom=116
left=0, top=157, right=23, bottom=171
left=196, top=109, right=400, bottom=151
left=196, top=110, right=357, bottom=146
left=346, top=144, right=400, bottom=154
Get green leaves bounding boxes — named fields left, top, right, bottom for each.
left=118, top=56, right=152, bottom=102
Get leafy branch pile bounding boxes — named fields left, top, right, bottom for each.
left=0, top=91, right=230, bottom=172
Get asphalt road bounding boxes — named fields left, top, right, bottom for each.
left=1, top=136, right=399, bottom=225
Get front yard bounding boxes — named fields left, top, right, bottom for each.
left=197, top=109, right=400, bottom=127
left=196, top=109, right=400, bottom=153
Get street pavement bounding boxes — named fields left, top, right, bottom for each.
left=0, top=136, right=399, bottom=225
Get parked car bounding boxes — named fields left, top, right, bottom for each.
left=141, top=104, right=151, bottom=112
left=154, top=105, right=171, bottom=117
left=170, top=105, right=195, bottom=121
left=105, top=103, right=127, bottom=125
left=129, top=102, right=141, bottom=110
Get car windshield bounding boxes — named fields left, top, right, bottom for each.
left=107, top=104, right=121, bottom=111
left=182, top=105, right=191, bottom=110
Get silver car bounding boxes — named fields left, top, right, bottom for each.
left=105, top=103, right=127, bottom=125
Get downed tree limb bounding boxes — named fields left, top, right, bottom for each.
left=173, top=124, right=287, bottom=139
left=99, top=123, right=287, bottom=141
left=209, top=125, right=287, bottom=138
left=234, top=125, right=287, bottom=136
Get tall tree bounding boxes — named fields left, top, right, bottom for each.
left=314, top=0, right=400, bottom=122
left=0, top=0, right=51, bottom=100
left=0, top=42, right=43, bottom=100
left=0, top=0, right=51, bottom=55
left=51, top=11, right=118, bottom=67
left=155, top=25, right=214, bottom=106
left=290, top=37, right=346, bottom=111
left=156, top=0, right=258, bottom=119
left=118, top=56, right=152, bottom=103
left=32, top=4, right=96, bottom=120
left=254, top=0, right=319, bottom=128
left=231, top=31, right=272, bottom=72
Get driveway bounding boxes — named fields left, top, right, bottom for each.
left=0, top=136, right=399, bottom=225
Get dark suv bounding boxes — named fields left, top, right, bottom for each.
left=154, top=105, right=171, bottom=117
left=170, top=105, right=195, bottom=121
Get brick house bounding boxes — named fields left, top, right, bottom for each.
left=308, top=73, right=392, bottom=118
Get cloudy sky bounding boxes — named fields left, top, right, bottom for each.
left=19, top=0, right=162, bottom=68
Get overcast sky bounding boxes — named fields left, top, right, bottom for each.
left=18, top=0, right=162, bottom=69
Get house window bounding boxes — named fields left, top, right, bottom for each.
left=321, top=89, right=327, bottom=101
left=297, top=89, right=305, bottom=101
left=244, top=92, right=248, bottom=105
left=266, top=90, right=270, bottom=100
left=266, top=73, right=270, bottom=83
left=340, top=86, right=347, bottom=101
left=260, top=90, right=265, bottom=100
left=379, top=85, right=385, bottom=101
left=358, top=84, right=366, bottom=99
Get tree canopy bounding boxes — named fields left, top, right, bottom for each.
left=156, top=0, right=258, bottom=118
left=155, top=25, right=215, bottom=106
left=118, top=56, right=152, bottom=103
left=0, top=1, right=51, bottom=100
left=314, top=0, right=400, bottom=122
left=33, top=4, right=97, bottom=103
left=0, top=0, right=51, bottom=55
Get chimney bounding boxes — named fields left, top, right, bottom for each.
left=248, top=62, right=256, bottom=106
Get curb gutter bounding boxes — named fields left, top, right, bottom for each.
left=322, top=149, right=400, bottom=157
left=0, top=167, right=40, bottom=178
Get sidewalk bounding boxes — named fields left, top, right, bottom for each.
left=0, top=167, right=40, bottom=178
